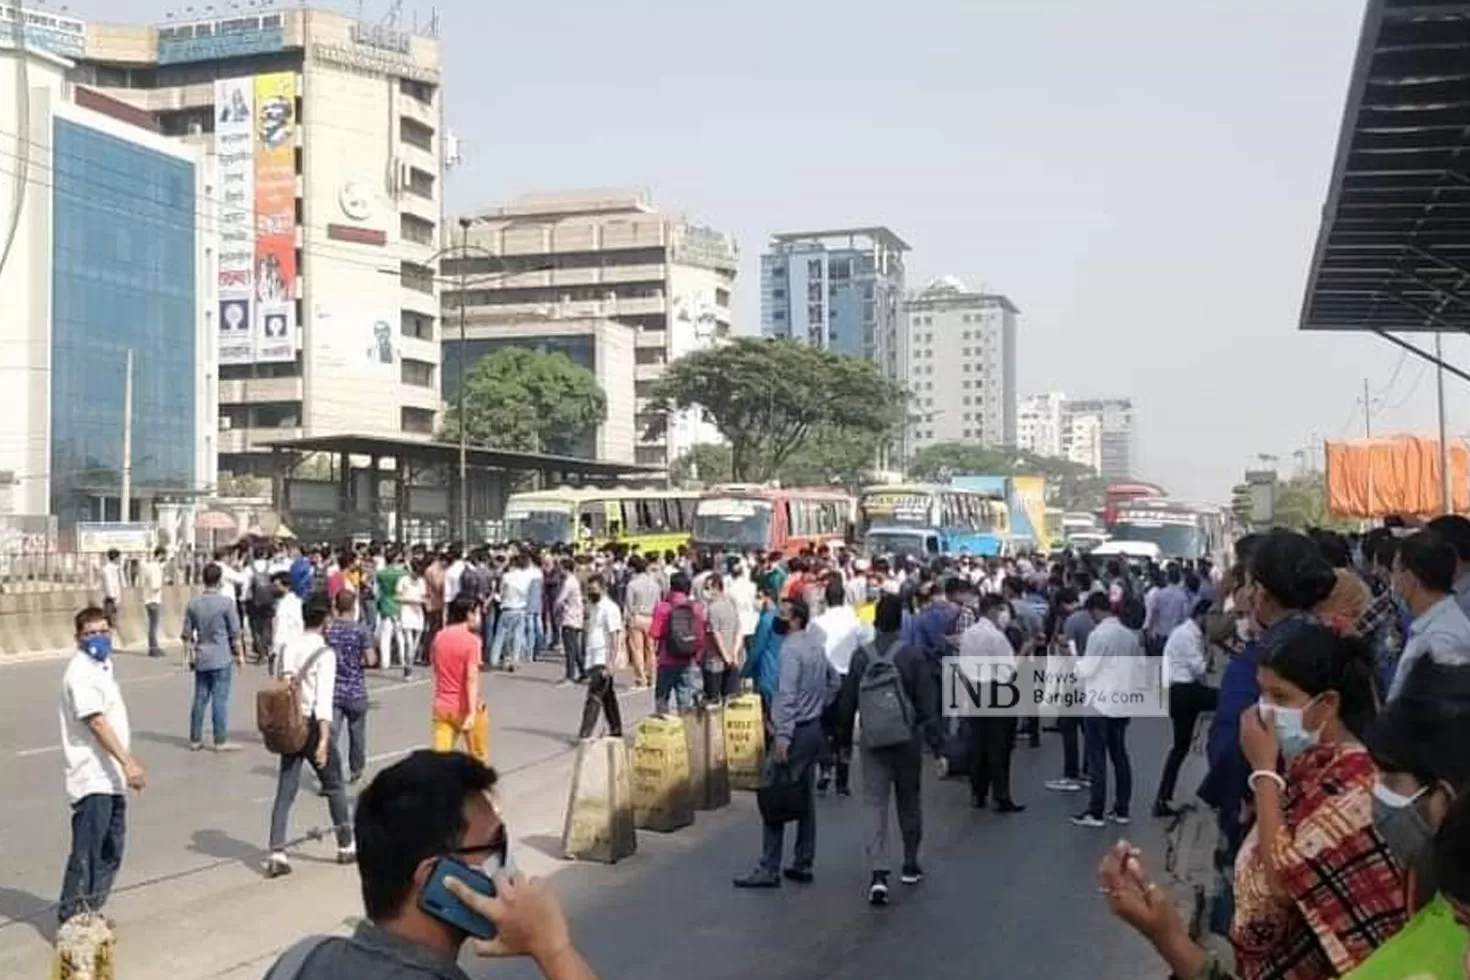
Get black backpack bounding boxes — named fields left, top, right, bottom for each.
left=665, top=603, right=700, bottom=660
left=250, top=569, right=275, bottom=610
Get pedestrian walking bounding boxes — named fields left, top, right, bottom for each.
left=375, top=548, right=409, bottom=675
left=181, top=562, right=245, bottom=752
left=554, top=557, right=586, bottom=686
left=578, top=576, right=625, bottom=740
left=1072, top=592, right=1143, bottom=828
left=398, top=559, right=427, bottom=677
left=1153, top=599, right=1218, bottom=817
left=326, top=590, right=373, bottom=785
left=247, top=550, right=278, bottom=664
left=958, top=594, right=1025, bottom=813
left=733, top=598, right=838, bottom=889
left=623, top=556, right=662, bottom=689
left=488, top=552, right=532, bottom=672
left=422, top=550, right=446, bottom=665
left=100, top=549, right=123, bottom=628
left=431, top=597, right=490, bottom=764
left=271, top=571, right=304, bottom=676
left=57, top=606, right=146, bottom=924
left=651, top=572, right=705, bottom=714
left=703, top=574, right=742, bottom=703
left=264, top=595, right=355, bottom=878
left=141, top=547, right=166, bottom=658
left=835, top=595, right=941, bottom=905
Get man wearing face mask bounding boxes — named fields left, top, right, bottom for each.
left=264, top=751, right=598, bottom=980
left=1386, top=529, right=1470, bottom=701
left=576, top=576, right=624, bottom=740
left=57, top=606, right=146, bottom=924
left=959, top=594, right=1025, bottom=812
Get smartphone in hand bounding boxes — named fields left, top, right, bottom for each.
left=419, top=856, right=498, bottom=940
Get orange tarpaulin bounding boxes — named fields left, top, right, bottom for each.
left=1325, top=437, right=1469, bottom=517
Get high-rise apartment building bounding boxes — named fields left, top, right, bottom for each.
left=902, top=278, right=1018, bottom=454
left=0, top=34, right=216, bottom=534
left=441, top=190, right=736, bottom=470
left=72, top=7, right=447, bottom=477
left=1017, top=392, right=1066, bottom=459
left=1061, top=398, right=1136, bottom=480
left=760, top=227, right=908, bottom=378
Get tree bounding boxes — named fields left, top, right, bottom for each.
left=907, top=441, right=1107, bottom=512
left=646, top=338, right=906, bottom=481
left=671, top=428, right=883, bottom=490
left=441, top=348, right=606, bottom=456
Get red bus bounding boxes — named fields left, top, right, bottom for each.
left=1103, top=481, right=1166, bottom=528
left=691, top=485, right=855, bottom=557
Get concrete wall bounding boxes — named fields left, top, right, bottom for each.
left=0, top=584, right=194, bottom=659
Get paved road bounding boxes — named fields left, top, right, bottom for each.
left=0, top=646, right=1180, bottom=979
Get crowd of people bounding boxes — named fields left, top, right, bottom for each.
left=52, top=517, right=1470, bottom=977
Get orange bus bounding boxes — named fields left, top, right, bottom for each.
left=691, top=485, right=855, bottom=557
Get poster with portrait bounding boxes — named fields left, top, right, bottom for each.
left=214, top=77, right=255, bottom=365
left=253, top=72, right=297, bottom=363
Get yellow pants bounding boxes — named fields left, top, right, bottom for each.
left=432, top=704, right=490, bottom=765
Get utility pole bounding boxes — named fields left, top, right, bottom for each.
left=1437, top=332, right=1453, bottom=513
left=1362, top=376, right=1375, bottom=522
left=457, top=217, right=470, bottom=544
left=121, top=349, right=133, bottom=522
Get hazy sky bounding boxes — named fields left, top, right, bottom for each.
left=86, top=0, right=1470, bottom=499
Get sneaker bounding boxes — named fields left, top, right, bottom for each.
left=782, top=867, right=814, bottom=884
left=868, top=872, right=890, bottom=906
left=189, top=741, right=205, bottom=752
left=900, top=864, right=924, bottom=885
left=732, top=869, right=781, bottom=889
left=337, top=845, right=357, bottom=865
left=264, top=853, right=293, bottom=878
left=1109, top=812, right=1132, bottom=826
left=212, top=742, right=242, bottom=753
left=995, top=800, right=1027, bottom=814
left=1045, top=778, right=1082, bottom=793
left=1071, top=812, right=1107, bottom=828
left=555, top=679, right=575, bottom=689
left=835, top=785, right=852, bottom=798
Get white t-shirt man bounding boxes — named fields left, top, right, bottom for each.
left=280, top=630, right=335, bottom=721
left=728, top=572, right=759, bottom=639
left=584, top=595, right=625, bottom=670
left=141, top=559, right=165, bottom=607
left=444, top=558, right=466, bottom=606
left=59, top=652, right=131, bottom=802
left=813, top=603, right=872, bottom=676
left=100, top=561, right=123, bottom=603
left=499, top=566, right=533, bottom=612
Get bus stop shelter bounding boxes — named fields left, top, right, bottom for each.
left=262, top=434, right=662, bottom=543
left=1300, top=0, right=1470, bottom=379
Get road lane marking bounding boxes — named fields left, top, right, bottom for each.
left=14, top=744, right=61, bottom=757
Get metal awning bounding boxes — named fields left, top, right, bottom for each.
left=1300, top=0, right=1470, bottom=333
left=261, top=434, right=662, bottom=480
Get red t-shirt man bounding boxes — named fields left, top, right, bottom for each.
left=429, top=619, right=487, bottom=763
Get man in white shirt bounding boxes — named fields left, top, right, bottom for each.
left=1072, top=592, right=1145, bottom=827
left=57, top=605, right=146, bottom=924
left=271, top=575, right=305, bottom=677
left=813, top=577, right=872, bottom=796
left=577, top=575, right=625, bottom=739
left=141, top=547, right=166, bottom=658
left=488, top=552, right=533, bottom=672
left=958, top=594, right=1024, bottom=813
left=443, top=546, right=467, bottom=608
left=265, top=595, right=355, bottom=878
left=1154, top=599, right=1218, bottom=817
left=100, top=549, right=124, bottom=628
left=727, top=562, right=760, bottom=650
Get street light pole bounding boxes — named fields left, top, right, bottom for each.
left=457, top=216, right=470, bottom=544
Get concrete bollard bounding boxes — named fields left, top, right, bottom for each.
left=682, top=703, right=730, bottom=811
left=561, top=736, right=636, bottom=863
left=631, top=715, right=694, bottom=832
left=52, top=913, right=115, bottom=980
left=723, top=694, right=765, bottom=791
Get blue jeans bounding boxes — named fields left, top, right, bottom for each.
left=58, top=793, right=126, bottom=922
left=145, top=602, right=162, bottom=655
left=654, top=662, right=701, bottom=713
left=190, top=666, right=233, bottom=745
left=488, top=609, right=527, bottom=667
left=1083, top=715, right=1132, bottom=818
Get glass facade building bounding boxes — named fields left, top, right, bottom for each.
left=50, top=119, right=197, bottom=527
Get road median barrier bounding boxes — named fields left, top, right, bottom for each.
left=561, top=736, right=636, bottom=863
left=53, top=912, right=115, bottom=980
left=631, top=715, right=694, bottom=832
left=723, top=693, right=765, bottom=791
left=682, top=703, right=730, bottom=811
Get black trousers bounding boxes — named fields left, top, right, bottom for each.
left=1058, top=714, right=1082, bottom=780
left=1156, top=681, right=1218, bottom=804
left=578, top=665, right=623, bottom=738
left=968, top=716, right=1017, bottom=805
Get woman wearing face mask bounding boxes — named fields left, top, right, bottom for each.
left=1232, top=624, right=1404, bottom=978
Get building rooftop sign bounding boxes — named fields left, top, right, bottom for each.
left=312, top=39, right=439, bottom=83
left=0, top=3, right=85, bottom=58
left=157, top=13, right=285, bottom=64
left=671, top=224, right=738, bottom=271
left=351, top=20, right=410, bottom=54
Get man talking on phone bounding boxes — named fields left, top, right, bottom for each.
left=262, top=751, right=597, bottom=980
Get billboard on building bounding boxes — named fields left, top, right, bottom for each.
left=253, top=72, right=297, bottom=364
left=214, top=77, right=255, bottom=366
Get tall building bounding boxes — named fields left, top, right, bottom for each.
left=72, top=7, right=447, bottom=477
left=760, top=227, right=908, bottom=378
left=1062, top=398, right=1136, bottom=480
left=442, top=189, right=737, bottom=470
left=1017, top=392, right=1066, bottom=458
left=902, top=278, right=1018, bottom=453
left=0, top=36, right=216, bottom=533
